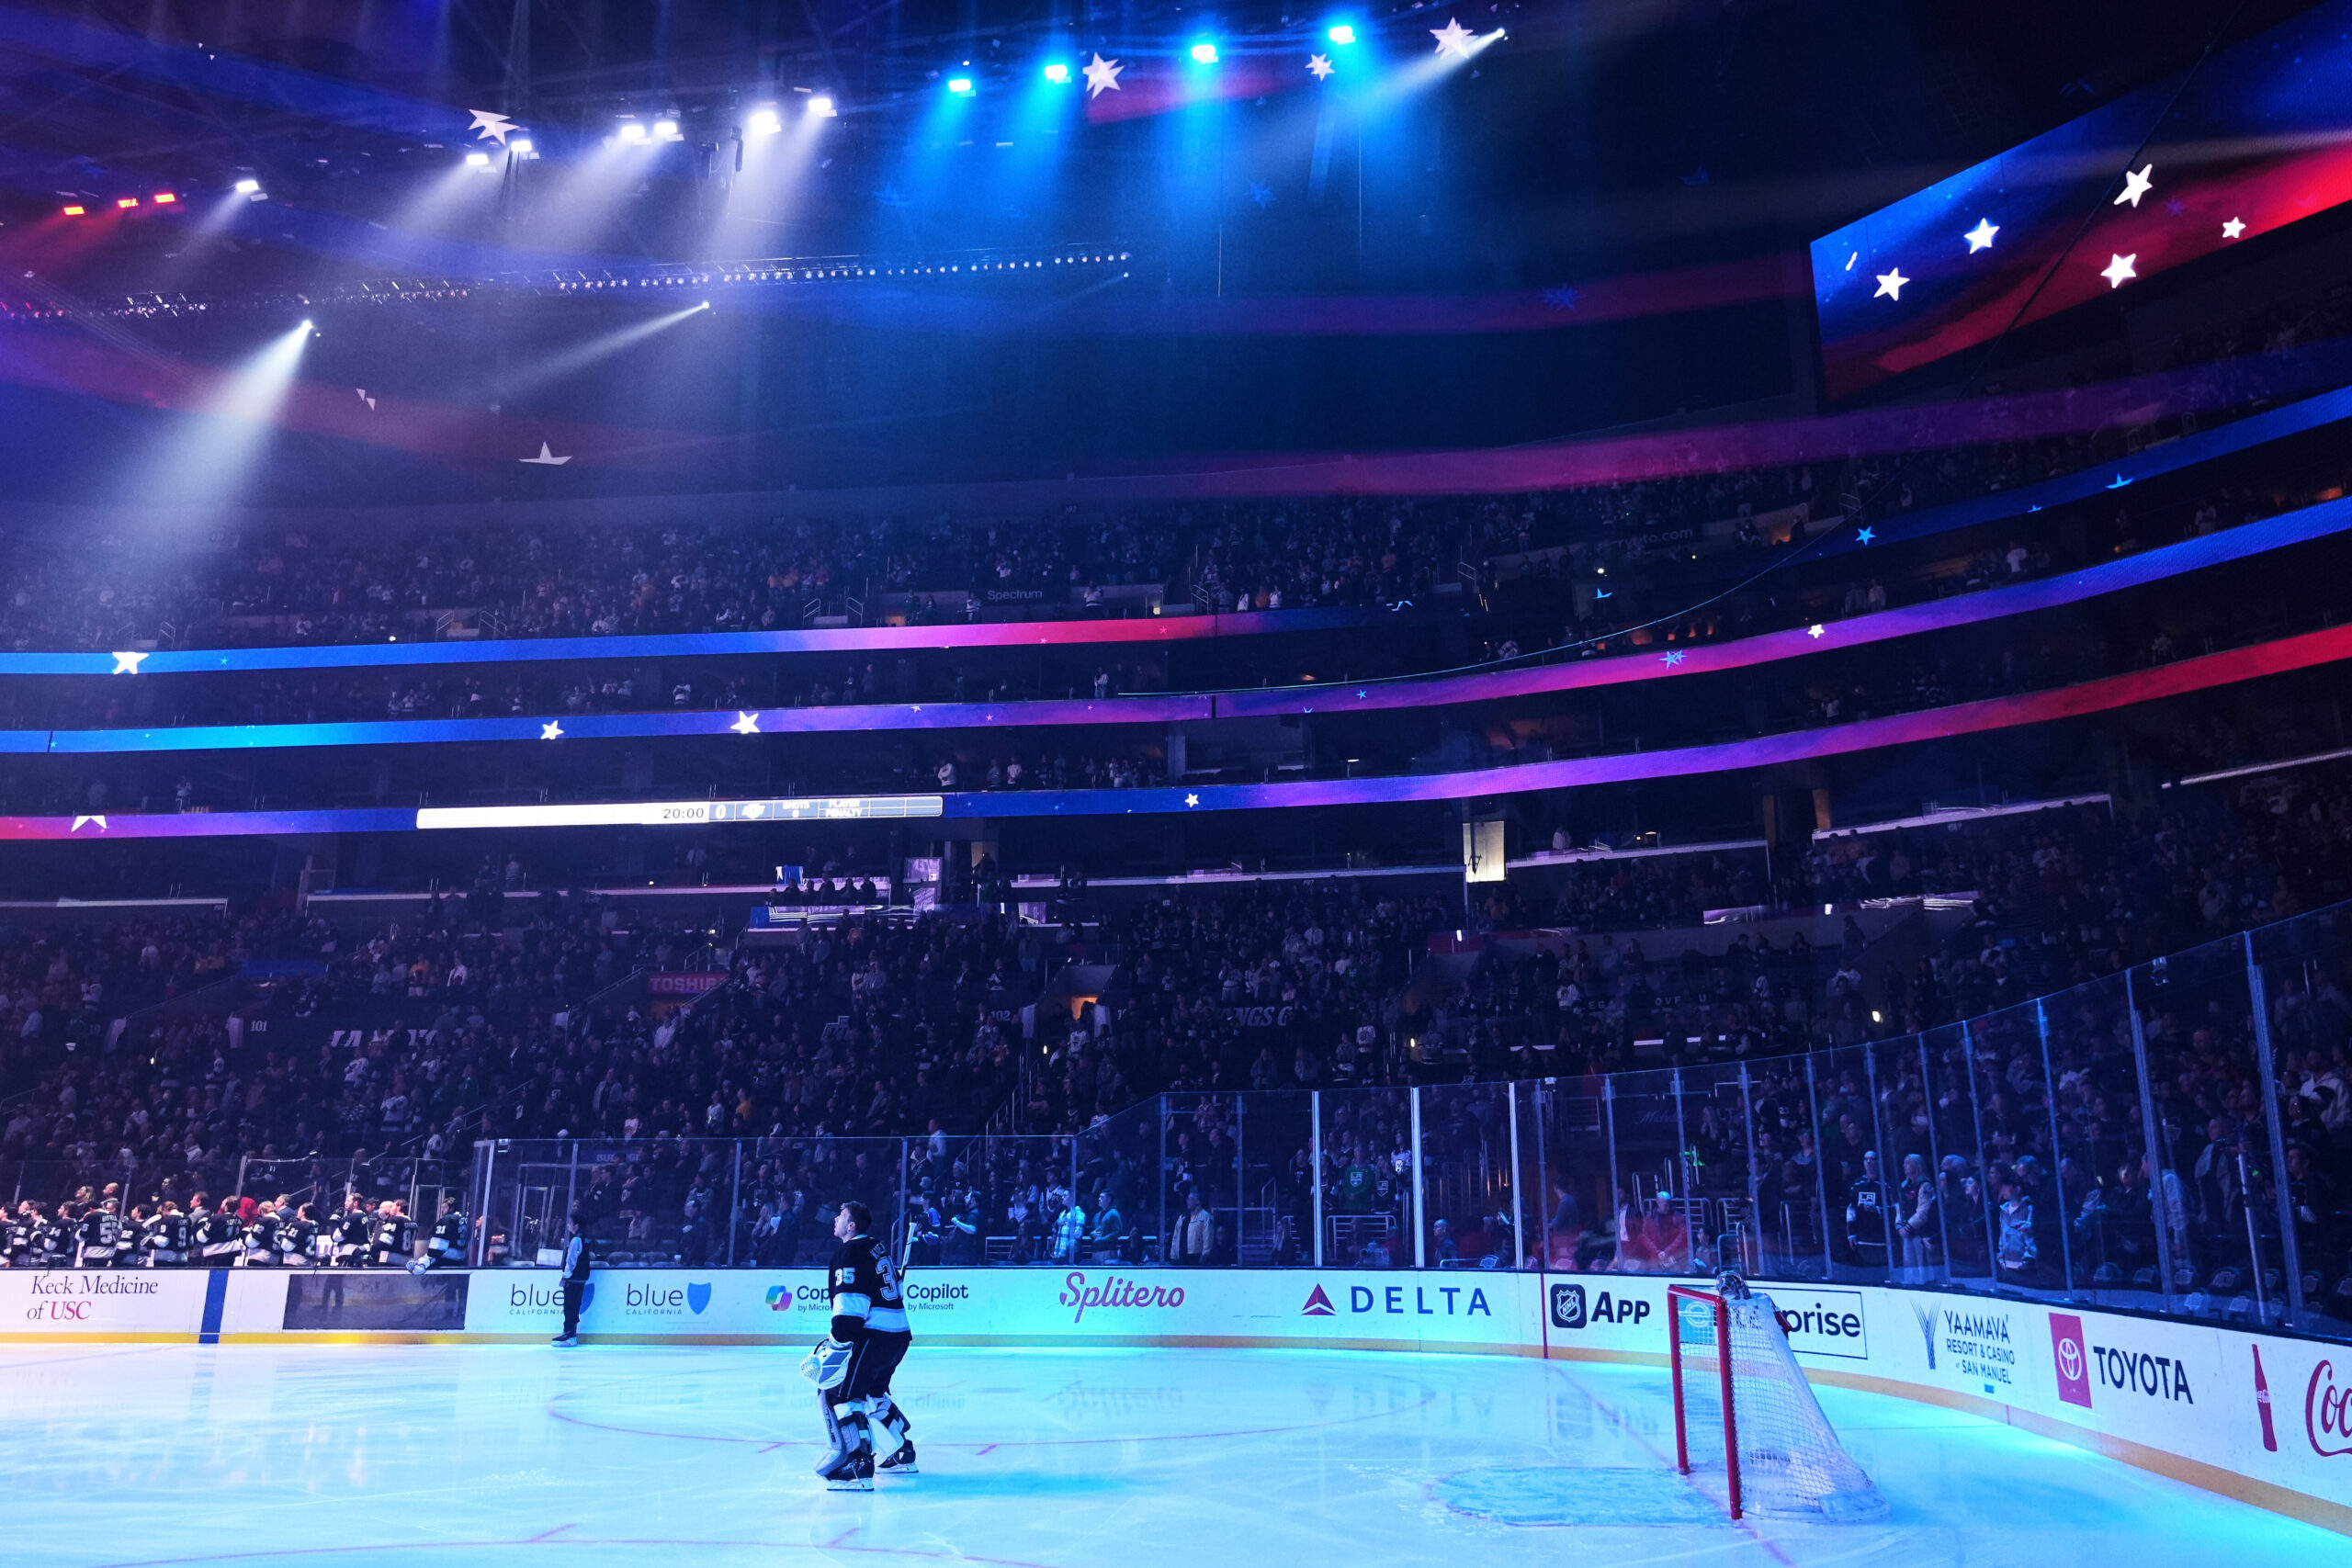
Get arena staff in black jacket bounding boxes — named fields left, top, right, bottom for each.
left=552, top=1213, right=594, bottom=1347
left=815, top=1201, right=915, bottom=1490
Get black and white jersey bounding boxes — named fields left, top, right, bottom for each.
left=151, top=1212, right=191, bottom=1258
left=827, top=1233, right=910, bottom=1336
left=429, top=1210, right=467, bottom=1260
left=78, top=1208, right=119, bottom=1259
left=372, top=1213, right=415, bottom=1263
left=282, top=1215, right=320, bottom=1263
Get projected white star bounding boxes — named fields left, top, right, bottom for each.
left=2222, top=217, right=2245, bottom=239
left=110, top=651, right=147, bottom=674
left=731, top=712, right=762, bottom=735
left=70, top=816, right=107, bottom=833
left=2114, top=164, right=2154, bottom=208
left=2101, top=253, right=2137, bottom=288
left=1307, top=53, right=1334, bottom=80
left=1873, top=267, right=1908, bottom=300
left=520, top=443, right=571, bottom=466
left=1808, top=624, right=1826, bottom=638
left=1184, top=793, right=1201, bottom=807
left=1963, top=218, right=1998, bottom=253
left=1082, top=52, right=1125, bottom=97
left=540, top=721, right=563, bottom=740
left=1431, top=18, right=1476, bottom=57
left=469, top=110, right=518, bottom=145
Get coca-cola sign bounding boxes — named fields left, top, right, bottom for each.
left=2310, top=1359, right=2352, bottom=1458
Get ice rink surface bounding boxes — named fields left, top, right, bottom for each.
left=6, top=1340, right=2335, bottom=1568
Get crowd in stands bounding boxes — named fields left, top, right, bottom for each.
left=1, top=778, right=2347, bottom=1319
left=4, top=358, right=2319, bottom=660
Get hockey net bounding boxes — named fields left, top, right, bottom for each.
left=1668, top=1284, right=1886, bottom=1521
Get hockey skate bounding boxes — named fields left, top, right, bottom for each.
left=877, top=1438, right=919, bottom=1475
left=820, top=1451, right=875, bottom=1492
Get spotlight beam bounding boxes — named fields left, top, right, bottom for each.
left=483, top=305, right=711, bottom=401
left=122, top=319, right=313, bottom=510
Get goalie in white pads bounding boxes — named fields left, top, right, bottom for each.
left=805, top=1201, right=915, bottom=1491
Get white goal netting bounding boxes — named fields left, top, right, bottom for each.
left=1673, top=1290, right=1887, bottom=1521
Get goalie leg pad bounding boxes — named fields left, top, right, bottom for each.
left=814, top=1394, right=847, bottom=1476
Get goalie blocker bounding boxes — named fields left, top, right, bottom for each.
left=1668, top=1277, right=1886, bottom=1521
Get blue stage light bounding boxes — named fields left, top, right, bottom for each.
left=1043, top=62, right=1070, bottom=84
left=1190, top=41, right=1218, bottom=63
left=947, top=76, right=975, bottom=95
left=1328, top=24, right=1357, bottom=44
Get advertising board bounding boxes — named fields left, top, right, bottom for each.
left=0, top=1268, right=213, bottom=1339
left=5, top=1262, right=2344, bottom=1526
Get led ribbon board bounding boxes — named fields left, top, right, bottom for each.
left=414, top=795, right=946, bottom=829
left=7, top=617, right=2350, bottom=840
left=1813, top=0, right=2352, bottom=400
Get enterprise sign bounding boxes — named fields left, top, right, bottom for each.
left=416, top=795, right=944, bottom=830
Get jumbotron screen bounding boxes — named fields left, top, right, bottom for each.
left=1811, top=0, right=2352, bottom=400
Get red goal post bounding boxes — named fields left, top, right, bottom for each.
left=1668, top=1285, right=1744, bottom=1517
left=1667, top=1280, right=1886, bottom=1522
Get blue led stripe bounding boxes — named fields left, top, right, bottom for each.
left=7, top=615, right=2348, bottom=841
left=17, top=491, right=2352, bottom=756
left=0, top=605, right=1379, bottom=678
left=1819, top=381, right=2352, bottom=560
left=36, top=694, right=1215, bottom=753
